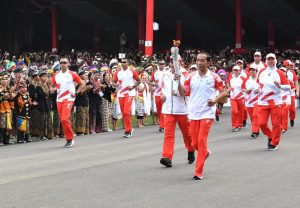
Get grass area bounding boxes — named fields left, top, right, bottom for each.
left=112, top=115, right=158, bottom=129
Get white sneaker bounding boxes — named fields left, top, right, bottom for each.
left=64, top=139, right=75, bottom=148
left=206, top=149, right=212, bottom=159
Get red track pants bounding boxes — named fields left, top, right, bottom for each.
left=281, top=104, right=289, bottom=131
left=243, top=105, right=248, bottom=121
left=155, top=96, right=164, bottom=128
left=258, top=105, right=281, bottom=146
left=57, top=100, right=74, bottom=141
left=247, top=105, right=259, bottom=133
left=119, top=96, right=134, bottom=133
left=230, top=99, right=244, bottom=128
left=190, top=119, right=213, bottom=177
left=162, top=114, right=194, bottom=160
left=289, top=96, right=296, bottom=120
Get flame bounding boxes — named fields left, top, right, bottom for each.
left=173, top=40, right=181, bottom=47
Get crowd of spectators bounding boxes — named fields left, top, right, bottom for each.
left=0, top=46, right=299, bottom=145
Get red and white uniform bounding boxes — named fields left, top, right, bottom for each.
left=113, top=68, right=139, bottom=133
left=287, top=69, right=298, bottom=97
left=242, top=77, right=259, bottom=108
left=151, top=68, right=166, bottom=129
left=52, top=70, right=81, bottom=102
left=52, top=69, right=81, bottom=141
left=152, top=69, right=164, bottom=96
left=184, top=70, right=223, bottom=178
left=257, top=68, right=290, bottom=106
left=228, top=74, right=245, bottom=128
left=241, top=76, right=260, bottom=133
left=161, top=71, right=188, bottom=115
left=229, top=75, right=245, bottom=100
left=257, top=67, right=290, bottom=147
left=287, top=69, right=298, bottom=121
left=180, top=66, right=189, bottom=78
left=114, top=68, right=139, bottom=98
left=160, top=70, right=194, bottom=161
left=281, top=80, right=295, bottom=131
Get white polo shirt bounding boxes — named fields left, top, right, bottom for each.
left=184, top=70, right=223, bottom=120
left=161, top=71, right=188, bottom=115
left=257, top=67, right=290, bottom=106
left=242, top=76, right=259, bottom=107
left=113, top=68, right=140, bottom=97
left=52, top=69, right=81, bottom=102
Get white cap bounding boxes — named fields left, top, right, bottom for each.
left=254, top=51, right=261, bottom=56
left=249, top=63, right=258, bottom=70
left=189, top=64, right=197, bottom=70
left=236, top=59, right=243, bottom=64
left=109, top=58, right=118, bottom=67
left=232, top=65, right=240, bottom=70
left=266, top=53, right=276, bottom=59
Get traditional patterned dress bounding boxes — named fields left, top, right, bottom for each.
left=101, top=83, right=115, bottom=131
left=36, top=83, right=53, bottom=139
left=0, top=86, right=12, bottom=144
left=111, top=92, right=121, bottom=120
left=136, top=83, right=151, bottom=118
left=28, top=80, right=40, bottom=136
left=75, top=82, right=89, bottom=135
left=14, top=92, right=31, bottom=143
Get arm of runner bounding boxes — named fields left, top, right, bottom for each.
left=208, top=90, right=229, bottom=106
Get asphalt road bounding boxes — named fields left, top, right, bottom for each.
left=0, top=108, right=300, bottom=208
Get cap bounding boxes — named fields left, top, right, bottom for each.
left=282, top=60, right=292, bottom=67
left=232, top=65, right=240, bottom=70
left=236, top=59, right=243, bottom=64
left=109, top=62, right=118, bottom=69
left=254, top=51, right=261, bottom=56
left=266, top=53, right=276, bottom=59
left=189, top=64, right=197, bottom=70
left=249, top=63, right=258, bottom=70
left=217, top=69, right=226, bottom=76
left=109, top=59, right=118, bottom=67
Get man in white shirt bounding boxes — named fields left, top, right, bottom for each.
left=52, top=57, right=84, bottom=148
left=113, top=58, right=140, bottom=138
left=245, top=51, right=267, bottom=74
left=184, top=53, right=226, bottom=180
left=151, top=59, right=166, bottom=132
left=159, top=60, right=195, bottom=168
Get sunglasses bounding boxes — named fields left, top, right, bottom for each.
left=121, top=61, right=127, bottom=64
left=60, top=61, right=68, bottom=64
left=159, top=63, right=165, bottom=65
